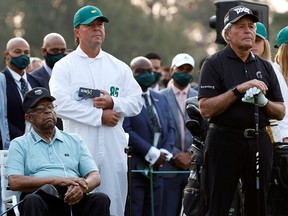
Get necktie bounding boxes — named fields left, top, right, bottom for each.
left=142, top=94, right=161, bottom=132
left=20, top=78, right=28, bottom=97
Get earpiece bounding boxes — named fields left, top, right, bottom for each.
left=52, top=145, right=68, bottom=178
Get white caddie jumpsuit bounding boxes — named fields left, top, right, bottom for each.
left=50, top=47, right=143, bottom=216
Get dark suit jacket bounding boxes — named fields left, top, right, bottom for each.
left=30, top=66, right=50, bottom=89
left=123, top=90, right=175, bottom=216
left=2, top=68, right=48, bottom=140
left=123, top=90, right=175, bottom=172
left=31, top=66, right=63, bottom=130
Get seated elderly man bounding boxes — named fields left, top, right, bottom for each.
left=6, top=87, right=110, bottom=216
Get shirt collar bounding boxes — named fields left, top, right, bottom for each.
left=142, top=89, right=151, bottom=97
left=149, top=83, right=160, bottom=91
left=7, top=66, right=28, bottom=82
left=43, top=62, right=52, bottom=76
left=172, top=83, right=190, bottom=96
left=226, top=45, right=256, bottom=63
left=76, top=46, right=104, bottom=59
left=30, top=127, right=64, bottom=145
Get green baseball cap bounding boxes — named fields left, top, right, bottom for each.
left=73, top=5, right=109, bottom=28
left=256, top=22, right=268, bottom=40
left=275, top=26, right=288, bottom=48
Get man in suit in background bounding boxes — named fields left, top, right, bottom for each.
left=31, top=33, right=66, bottom=87
left=144, top=52, right=162, bottom=92
left=31, top=33, right=66, bottom=130
left=1, top=37, right=47, bottom=141
left=123, top=56, right=175, bottom=216
left=160, top=53, right=198, bottom=216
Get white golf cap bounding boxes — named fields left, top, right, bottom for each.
left=171, top=53, right=195, bottom=68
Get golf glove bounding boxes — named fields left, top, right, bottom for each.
left=241, top=87, right=268, bottom=107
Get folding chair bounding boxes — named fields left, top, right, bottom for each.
left=0, top=150, right=20, bottom=216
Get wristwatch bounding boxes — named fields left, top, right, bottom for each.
left=231, top=86, right=241, bottom=97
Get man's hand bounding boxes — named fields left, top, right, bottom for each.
left=154, top=152, right=167, bottom=169
left=236, top=79, right=268, bottom=95
left=56, top=177, right=90, bottom=205
left=55, top=177, right=88, bottom=190
left=55, top=177, right=79, bottom=188
left=242, top=87, right=268, bottom=107
left=64, top=185, right=84, bottom=205
left=102, top=109, right=120, bottom=126
left=173, top=152, right=192, bottom=170
left=93, top=90, right=114, bottom=109
left=73, top=178, right=89, bottom=193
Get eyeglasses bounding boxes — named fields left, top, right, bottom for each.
left=28, top=104, right=57, bottom=114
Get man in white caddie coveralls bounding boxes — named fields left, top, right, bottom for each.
left=49, top=5, right=143, bottom=216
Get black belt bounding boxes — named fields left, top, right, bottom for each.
left=209, top=123, right=267, bottom=139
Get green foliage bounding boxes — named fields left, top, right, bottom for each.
left=0, top=0, right=196, bottom=70
left=0, top=0, right=287, bottom=81
left=0, top=0, right=79, bottom=69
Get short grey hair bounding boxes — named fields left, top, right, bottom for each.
left=221, top=23, right=232, bottom=43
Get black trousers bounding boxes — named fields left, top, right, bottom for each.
left=125, top=172, right=164, bottom=216
left=19, top=191, right=110, bottom=216
left=202, top=124, right=273, bottom=216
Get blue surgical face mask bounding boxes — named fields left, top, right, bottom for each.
left=172, top=72, right=193, bottom=87
left=10, top=55, right=30, bottom=70
left=45, top=52, right=65, bottom=68
left=135, top=72, right=155, bottom=88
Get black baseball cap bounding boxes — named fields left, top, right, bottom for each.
left=224, top=6, right=259, bottom=26
left=23, top=87, right=55, bottom=113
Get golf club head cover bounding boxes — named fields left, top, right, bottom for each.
left=185, top=119, right=201, bottom=137
left=185, top=96, right=209, bottom=141
left=186, top=96, right=202, bottom=120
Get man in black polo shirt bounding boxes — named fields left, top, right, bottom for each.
left=198, top=6, right=285, bottom=216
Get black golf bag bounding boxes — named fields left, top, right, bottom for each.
left=181, top=96, right=207, bottom=216
left=182, top=96, right=243, bottom=216
left=268, top=142, right=288, bottom=216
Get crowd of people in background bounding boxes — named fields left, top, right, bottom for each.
left=0, top=3, right=288, bottom=216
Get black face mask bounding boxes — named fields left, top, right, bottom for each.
left=45, top=52, right=65, bottom=68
